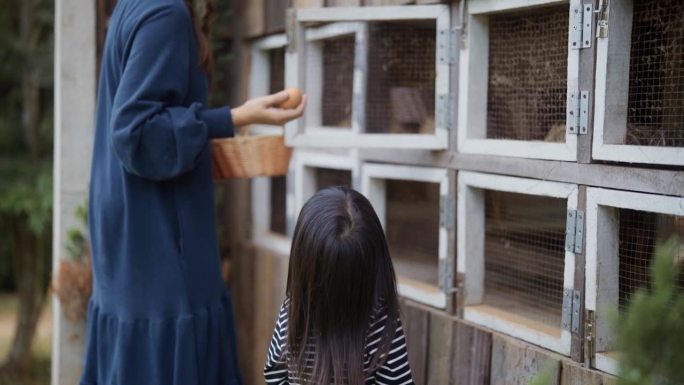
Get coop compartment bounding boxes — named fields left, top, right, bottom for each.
left=269, top=176, right=287, bottom=236
left=458, top=172, right=577, bottom=354
left=459, top=1, right=579, bottom=161
left=314, top=167, right=352, bottom=191
left=585, top=189, right=684, bottom=375
left=305, top=27, right=358, bottom=130
left=483, top=191, right=567, bottom=328
left=385, top=180, right=440, bottom=285
left=362, top=164, right=450, bottom=309
left=594, top=0, right=684, bottom=165
left=268, top=47, right=286, bottom=95
left=365, top=21, right=436, bottom=135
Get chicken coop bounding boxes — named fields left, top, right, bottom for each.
left=50, top=0, right=683, bottom=384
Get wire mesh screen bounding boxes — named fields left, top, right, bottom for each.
left=314, top=168, right=352, bottom=191
left=365, top=21, right=436, bottom=134
left=487, top=5, right=569, bottom=142
left=269, top=47, right=286, bottom=95
left=385, top=180, right=440, bottom=285
left=483, top=191, right=567, bottom=328
left=618, top=209, right=684, bottom=312
left=624, top=0, right=684, bottom=147
left=269, top=176, right=287, bottom=236
left=321, top=36, right=355, bottom=128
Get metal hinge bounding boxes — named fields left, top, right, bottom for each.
left=567, top=91, right=590, bottom=135
left=438, top=28, right=458, bottom=65
left=439, top=258, right=454, bottom=294
left=439, top=195, right=455, bottom=230
left=286, top=9, right=297, bottom=53
left=595, top=0, right=609, bottom=38
left=561, top=289, right=582, bottom=334
left=565, top=209, right=585, bottom=253
left=570, top=3, right=593, bottom=49
left=584, top=310, right=596, bottom=368
left=436, top=94, right=454, bottom=130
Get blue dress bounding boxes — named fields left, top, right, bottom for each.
left=82, top=0, right=242, bottom=383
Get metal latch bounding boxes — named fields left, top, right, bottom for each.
left=565, top=209, right=584, bottom=253
left=439, top=258, right=454, bottom=294
left=570, top=3, right=593, bottom=49
left=567, top=91, right=590, bottom=135
left=439, top=195, right=455, bottom=230
left=562, top=289, right=582, bottom=334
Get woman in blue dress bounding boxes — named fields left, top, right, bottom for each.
left=81, top=0, right=305, bottom=384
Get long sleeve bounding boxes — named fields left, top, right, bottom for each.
left=367, top=313, right=414, bottom=385
left=110, top=3, right=233, bottom=181
left=264, top=300, right=290, bottom=385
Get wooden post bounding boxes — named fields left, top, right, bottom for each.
left=244, top=0, right=266, bottom=38
left=577, top=0, right=597, bottom=164
left=400, top=299, right=429, bottom=385
left=570, top=185, right=588, bottom=362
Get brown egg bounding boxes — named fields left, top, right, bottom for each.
left=279, top=88, right=302, bottom=110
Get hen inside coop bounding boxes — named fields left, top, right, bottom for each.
left=306, top=31, right=356, bottom=129
left=616, top=0, right=684, bottom=147
left=385, top=180, right=440, bottom=287
left=617, top=209, right=684, bottom=312
left=483, top=191, right=567, bottom=330
left=365, top=21, right=436, bottom=135
left=486, top=4, right=569, bottom=142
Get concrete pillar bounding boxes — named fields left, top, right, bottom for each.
left=51, top=0, right=96, bottom=384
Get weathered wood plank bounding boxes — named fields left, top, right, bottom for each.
left=364, top=0, right=415, bottom=6
left=427, top=311, right=454, bottom=385
left=231, top=243, right=257, bottom=385
left=400, top=299, right=430, bottom=385
left=561, top=360, right=617, bottom=385
left=446, top=169, right=457, bottom=314
left=244, top=0, right=266, bottom=38
left=451, top=320, right=492, bottom=385
left=576, top=0, right=596, bottom=164
left=295, top=0, right=325, bottom=7
left=570, top=186, right=587, bottom=362
left=327, top=0, right=362, bottom=6
left=490, top=334, right=561, bottom=385
left=265, top=0, right=290, bottom=34
left=358, top=149, right=684, bottom=197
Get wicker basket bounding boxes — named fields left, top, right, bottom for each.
left=211, top=133, right=292, bottom=180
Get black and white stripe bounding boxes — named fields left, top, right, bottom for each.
left=264, top=298, right=414, bottom=385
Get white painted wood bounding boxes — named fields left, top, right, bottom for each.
left=464, top=307, right=572, bottom=356
left=592, top=0, right=684, bottom=166
left=468, top=0, right=568, bottom=14
left=253, top=33, right=289, bottom=50
left=457, top=0, right=579, bottom=161
left=361, top=163, right=450, bottom=308
left=297, top=5, right=447, bottom=22
left=305, top=22, right=364, bottom=41
left=585, top=187, right=684, bottom=369
left=287, top=5, right=451, bottom=149
left=293, top=150, right=359, bottom=217
left=595, top=353, right=619, bottom=376
left=53, top=0, right=96, bottom=384
left=457, top=171, right=577, bottom=355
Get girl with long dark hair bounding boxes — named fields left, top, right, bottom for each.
left=81, top=0, right=305, bottom=384
left=264, top=187, right=414, bottom=385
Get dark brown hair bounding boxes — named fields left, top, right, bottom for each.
left=184, top=0, right=215, bottom=74
left=286, top=186, right=401, bottom=385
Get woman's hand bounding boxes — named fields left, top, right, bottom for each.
left=231, top=91, right=307, bottom=128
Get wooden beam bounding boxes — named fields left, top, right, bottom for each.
left=327, top=0, right=363, bottom=6
left=400, top=299, right=429, bottom=385
left=295, top=0, right=325, bottom=7
left=451, top=319, right=492, bottom=385
left=265, top=0, right=290, bottom=34
left=570, top=186, right=588, bottom=362
left=561, top=360, right=617, bottom=385
left=490, top=334, right=561, bottom=385
left=577, top=0, right=596, bottom=164
left=427, top=310, right=454, bottom=384
left=364, top=0, right=415, bottom=5
left=358, top=149, right=684, bottom=196
left=244, top=0, right=266, bottom=38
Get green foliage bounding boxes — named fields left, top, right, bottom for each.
left=616, top=237, right=684, bottom=385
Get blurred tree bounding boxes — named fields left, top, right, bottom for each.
left=0, top=0, right=54, bottom=376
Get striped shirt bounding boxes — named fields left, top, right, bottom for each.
left=264, top=299, right=414, bottom=385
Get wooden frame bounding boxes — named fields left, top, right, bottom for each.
left=249, top=33, right=288, bottom=135
left=585, top=188, right=684, bottom=375
left=457, top=0, right=580, bottom=161
left=457, top=171, right=578, bottom=355
left=292, top=149, right=360, bottom=217
left=285, top=5, right=451, bottom=149
left=592, top=0, right=684, bottom=166
left=361, top=163, right=451, bottom=309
